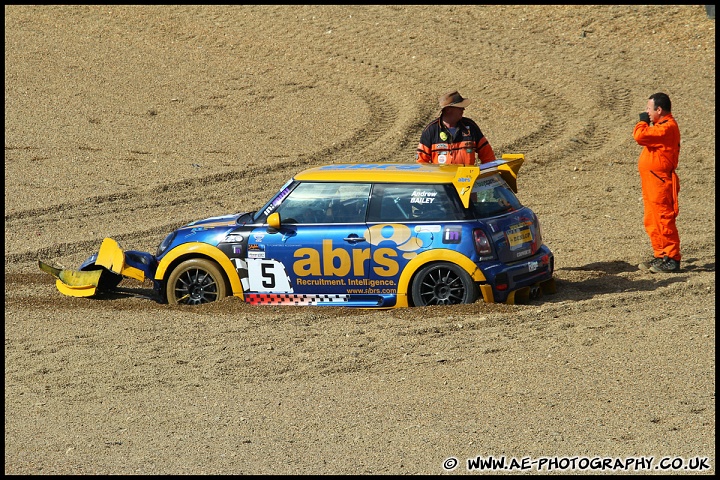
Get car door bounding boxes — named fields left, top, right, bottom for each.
left=364, top=182, right=469, bottom=290
left=246, top=182, right=372, bottom=302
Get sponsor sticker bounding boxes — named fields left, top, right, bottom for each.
left=442, top=226, right=462, bottom=244
left=247, top=243, right=265, bottom=259
left=225, top=234, right=244, bottom=243
left=415, top=225, right=441, bottom=233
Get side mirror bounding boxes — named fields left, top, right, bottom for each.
left=267, top=212, right=281, bottom=232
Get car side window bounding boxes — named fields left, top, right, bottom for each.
left=275, top=182, right=370, bottom=224
left=367, top=183, right=464, bottom=222
left=325, top=183, right=372, bottom=223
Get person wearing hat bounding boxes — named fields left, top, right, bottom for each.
left=416, top=90, right=496, bottom=165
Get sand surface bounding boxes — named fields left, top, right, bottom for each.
left=5, top=5, right=715, bottom=474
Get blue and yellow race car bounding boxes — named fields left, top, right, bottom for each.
left=39, top=154, right=555, bottom=307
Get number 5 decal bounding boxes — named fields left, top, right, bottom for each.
left=247, top=258, right=293, bottom=293
left=261, top=262, right=275, bottom=288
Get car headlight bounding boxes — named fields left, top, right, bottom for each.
left=156, top=231, right=178, bottom=257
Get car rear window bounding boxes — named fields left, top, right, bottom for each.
left=470, top=174, right=523, bottom=219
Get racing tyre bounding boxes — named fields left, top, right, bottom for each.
left=411, top=262, right=478, bottom=306
left=166, top=258, right=227, bottom=305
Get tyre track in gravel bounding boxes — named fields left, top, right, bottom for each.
left=5, top=82, right=418, bottom=273
left=5, top=6, right=520, bottom=272
left=173, top=4, right=432, bottom=163
left=453, top=6, right=636, bottom=169
left=6, top=8, right=435, bottom=274
left=476, top=64, right=615, bottom=168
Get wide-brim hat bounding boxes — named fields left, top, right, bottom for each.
left=439, top=90, right=471, bottom=109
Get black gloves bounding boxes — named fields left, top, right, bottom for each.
left=639, top=112, right=650, bottom=124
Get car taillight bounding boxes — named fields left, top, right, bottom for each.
left=473, top=228, right=492, bottom=256
left=495, top=272, right=509, bottom=291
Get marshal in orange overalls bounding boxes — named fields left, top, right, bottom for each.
left=633, top=113, right=681, bottom=262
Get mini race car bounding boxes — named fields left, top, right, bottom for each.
left=39, top=154, right=555, bottom=307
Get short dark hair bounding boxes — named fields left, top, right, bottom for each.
left=649, top=92, right=671, bottom=112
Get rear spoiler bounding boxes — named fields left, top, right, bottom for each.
left=453, top=154, right=525, bottom=208
left=482, top=154, right=524, bottom=193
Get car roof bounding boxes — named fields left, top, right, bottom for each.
left=293, top=156, right=524, bottom=196
left=295, top=163, right=471, bottom=183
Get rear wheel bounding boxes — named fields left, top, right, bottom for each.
left=166, top=258, right=226, bottom=305
left=411, top=262, right=478, bottom=306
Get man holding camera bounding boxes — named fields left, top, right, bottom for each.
left=634, top=92, right=682, bottom=273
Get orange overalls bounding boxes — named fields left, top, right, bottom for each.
left=633, top=113, right=681, bottom=261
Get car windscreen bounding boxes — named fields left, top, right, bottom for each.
left=470, top=174, right=523, bottom=219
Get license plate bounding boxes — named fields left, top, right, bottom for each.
left=507, top=223, right=532, bottom=247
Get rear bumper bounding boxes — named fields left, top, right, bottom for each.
left=478, top=246, right=555, bottom=304
left=504, top=276, right=556, bottom=304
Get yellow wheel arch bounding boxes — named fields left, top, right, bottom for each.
left=155, top=243, right=244, bottom=300
left=395, top=249, right=486, bottom=306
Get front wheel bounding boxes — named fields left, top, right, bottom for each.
left=166, top=258, right=227, bottom=305
left=411, top=262, right=478, bottom=306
